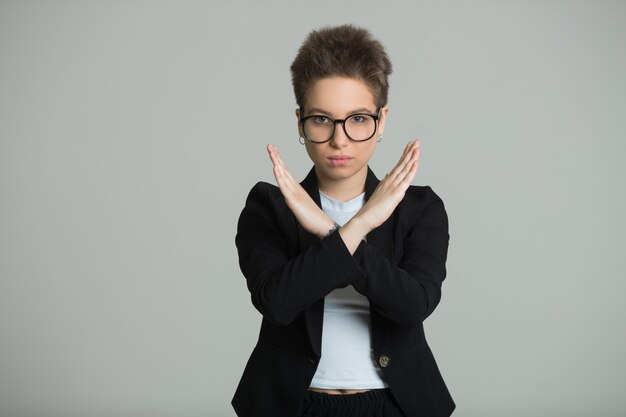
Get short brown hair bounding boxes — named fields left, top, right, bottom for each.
left=290, top=24, right=393, bottom=111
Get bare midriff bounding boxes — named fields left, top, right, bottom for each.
left=308, top=387, right=371, bottom=395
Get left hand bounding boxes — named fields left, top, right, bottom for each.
left=353, top=139, right=420, bottom=233
left=267, top=144, right=335, bottom=238
left=338, top=139, right=420, bottom=255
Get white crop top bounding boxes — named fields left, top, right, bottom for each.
left=309, top=190, right=389, bottom=389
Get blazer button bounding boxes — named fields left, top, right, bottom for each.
left=379, top=354, right=390, bottom=368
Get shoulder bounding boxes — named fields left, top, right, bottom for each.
left=402, top=184, right=445, bottom=209
left=244, top=181, right=282, bottom=204
left=394, top=184, right=448, bottom=231
left=240, top=181, right=290, bottom=219
left=236, top=181, right=298, bottom=248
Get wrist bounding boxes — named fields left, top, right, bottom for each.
left=337, top=214, right=370, bottom=255
left=323, top=222, right=341, bottom=238
left=343, top=214, right=372, bottom=238
left=318, top=218, right=339, bottom=239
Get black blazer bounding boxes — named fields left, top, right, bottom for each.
left=233, top=166, right=455, bottom=417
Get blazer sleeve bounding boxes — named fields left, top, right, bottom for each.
left=235, top=182, right=364, bottom=326
left=351, top=186, right=450, bottom=327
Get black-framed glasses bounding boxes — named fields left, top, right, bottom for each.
left=299, top=108, right=381, bottom=143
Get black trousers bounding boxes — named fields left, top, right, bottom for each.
left=298, top=389, right=405, bottom=417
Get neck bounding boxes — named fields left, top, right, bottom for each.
left=315, top=165, right=368, bottom=202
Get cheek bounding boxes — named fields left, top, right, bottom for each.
left=360, top=142, right=377, bottom=160
left=304, top=144, right=319, bottom=162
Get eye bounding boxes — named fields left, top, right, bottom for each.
left=310, top=115, right=332, bottom=124
left=349, top=115, right=367, bottom=123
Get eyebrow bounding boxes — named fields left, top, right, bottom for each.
left=305, top=107, right=376, bottom=117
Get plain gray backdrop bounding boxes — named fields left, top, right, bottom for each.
left=1, top=1, right=625, bottom=416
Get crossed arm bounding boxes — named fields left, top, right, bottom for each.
left=237, top=139, right=448, bottom=326
left=267, top=139, right=421, bottom=253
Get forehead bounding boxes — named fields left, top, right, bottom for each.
left=304, top=77, right=376, bottom=115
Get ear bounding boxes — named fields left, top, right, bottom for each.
left=295, top=108, right=304, bottom=136
left=378, top=106, right=389, bottom=135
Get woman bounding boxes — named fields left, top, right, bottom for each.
left=233, top=24, right=455, bottom=417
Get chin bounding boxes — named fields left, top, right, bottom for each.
left=321, top=166, right=363, bottom=181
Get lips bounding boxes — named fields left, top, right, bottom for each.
left=328, top=155, right=353, bottom=161
left=327, top=155, right=353, bottom=166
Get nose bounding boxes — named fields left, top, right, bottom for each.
left=329, top=122, right=350, bottom=148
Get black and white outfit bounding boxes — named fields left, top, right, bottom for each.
left=232, top=166, right=455, bottom=417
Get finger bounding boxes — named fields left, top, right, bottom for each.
left=273, top=163, right=285, bottom=183
left=393, top=147, right=420, bottom=188
left=404, top=141, right=420, bottom=166
left=392, top=157, right=414, bottom=188
left=273, top=146, right=301, bottom=185
left=409, top=143, right=420, bottom=162
left=274, top=159, right=300, bottom=195
left=395, top=140, right=415, bottom=165
left=274, top=164, right=295, bottom=195
left=391, top=150, right=419, bottom=187
left=272, top=161, right=284, bottom=189
left=268, top=145, right=298, bottom=186
left=399, top=160, right=419, bottom=188
left=389, top=140, right=419, bottom=179
left=271, top=154, right=284, bottom=180
left=268, top=144, right=282, bottom=165
left=272, top=145, right=289, bottom=170
left=397, top=140, right=419, bottom=168
left=268, top=144, right=282, bottom=168
left=270, top=148, right=287, bottom=181
left=269, top=146, right=299, bottom=196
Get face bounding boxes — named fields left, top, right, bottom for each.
left=295, top=77, right=388, bottom=187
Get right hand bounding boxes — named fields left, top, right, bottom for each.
left=267, top=144, right=336, bottom=238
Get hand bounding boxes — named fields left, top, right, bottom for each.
left=355, top=139, right=421, bottom=233
left=267, top=144, right=335, bottom=238
left=337, top=139, right=420, bottom=255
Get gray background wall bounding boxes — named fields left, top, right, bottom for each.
left=1, top=1, right=625, bottom=416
